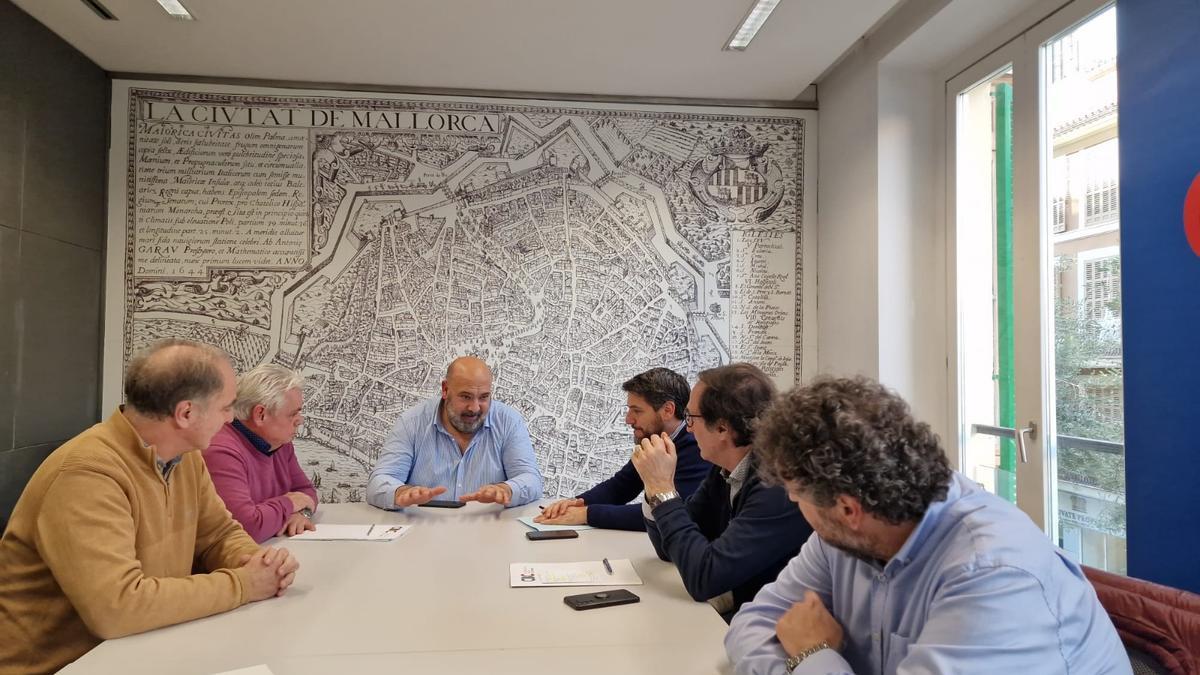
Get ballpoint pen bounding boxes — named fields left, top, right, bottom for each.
left=602, top=558, right=613, bottom=575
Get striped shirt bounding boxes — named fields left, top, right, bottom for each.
left=367, top=396, right=543, bottom=508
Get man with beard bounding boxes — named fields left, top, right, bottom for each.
left=631, top=363, right=813, bottom=622
left=535, top=367, right=712, bottom=530
left=367, top=356, right=543, bottom=509
left=726, top=377, right=1131, bottom=675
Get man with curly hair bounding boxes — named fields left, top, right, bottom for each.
left=726, top=377, right=1130, bottom=675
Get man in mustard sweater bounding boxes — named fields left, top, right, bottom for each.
left=0, top=339, right=301, bottom=674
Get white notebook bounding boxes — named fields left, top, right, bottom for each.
left=287, top=524, right=410, bottom=541
left=509, top=559, right=642, bottom=587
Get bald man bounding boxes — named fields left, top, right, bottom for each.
left=0, top=339, right=299, bottom=675
left=367, top=357, right=543, bottom=509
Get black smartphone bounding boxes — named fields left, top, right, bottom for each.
left=525, top=529, right=579, bottom=541
left=419, top=499, right=466, bottom=508
left=563, top=589, right=640, bottom=610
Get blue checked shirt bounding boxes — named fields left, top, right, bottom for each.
left=367, top=396, right=543, bottom=509
left=726, top=473, right=1131, bottom=675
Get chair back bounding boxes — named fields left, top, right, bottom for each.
left=1084, top=566, right=1200, bottom=675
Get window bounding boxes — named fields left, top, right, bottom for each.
left=1081, top=254, right=1120, bottom=323
left=1051, top=155, right=1069, bottom=233
left=1083, top=140, right=1120, bottom=227
left=952, top=1, right=1125, bottom=574
left=1049, top=32, right=1079, bottom=83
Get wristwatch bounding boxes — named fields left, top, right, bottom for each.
left=785, top=641, right=831, bottom=673
left=298, top=507, right=314, bottom=519
left=645, top=490, right=679, bottom=510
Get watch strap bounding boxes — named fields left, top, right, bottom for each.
left=647, top=490, right=679, bottom=509
left=785, top=641, right=831, bottom=673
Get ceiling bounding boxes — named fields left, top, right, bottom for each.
left=12, top=0, right=902, bottom=102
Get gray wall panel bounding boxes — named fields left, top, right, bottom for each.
left=0, top=95, right=24, bottom=229
left=13, top=234, right=101, bottom=448
left=0, top=0, right=106, bottom=521
left=21, top=74, right=107, bottom=250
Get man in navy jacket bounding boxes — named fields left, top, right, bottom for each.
left=536, top=368, right=712, bottom=531
left=631, top=363, right=814, bottom=622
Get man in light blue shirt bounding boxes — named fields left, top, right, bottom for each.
left=367, top=356, right=543, bottom=509
left=726, top=377, right=1131, bottom=675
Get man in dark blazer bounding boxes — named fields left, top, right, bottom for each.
left=536, top=368, right=712, bottom=531
left=632, top=362, right=814, bottom=621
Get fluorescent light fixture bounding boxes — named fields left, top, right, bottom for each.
left=725, top=0, right=781, bottom=51
left=156, top=0, right=194, bottom=20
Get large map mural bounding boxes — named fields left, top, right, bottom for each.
left=104, top=81, right=816, bottom=503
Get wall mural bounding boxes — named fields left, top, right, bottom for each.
left=104, top=81, right=816, bottom=503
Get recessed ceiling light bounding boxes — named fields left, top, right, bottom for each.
left=725, top=0, right=781, bottom=51
left=156, top=0, right=194, bottom=20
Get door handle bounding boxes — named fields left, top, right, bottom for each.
left=1016, top=422, right=1038, bottom=463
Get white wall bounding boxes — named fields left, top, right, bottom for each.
left=816, top=45, right=880, bottom=381
left=816, top=0, right=951, bottom=437
left=876, top=65, right=946, bottom=437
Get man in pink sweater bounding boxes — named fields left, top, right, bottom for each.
left=203, top=364, right=319, bottom=543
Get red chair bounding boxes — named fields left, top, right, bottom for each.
left=1084, top=566, right=1200, bottom=675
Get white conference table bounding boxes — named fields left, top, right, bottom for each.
left=64, top=501, right=733, bottom=674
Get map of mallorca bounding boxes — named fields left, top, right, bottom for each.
left=106, top=84, right=813, bottom=502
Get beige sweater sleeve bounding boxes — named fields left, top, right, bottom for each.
left=191, top=458, right=262, bottom=572
left=34, top=468, right=250, bottom=640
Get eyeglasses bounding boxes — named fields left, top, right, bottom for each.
left=683, top=413, right=705, bottom=428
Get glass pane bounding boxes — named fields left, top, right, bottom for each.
left=956, top=65, right=1018, bottom=504
left=1043, top=5, right=1126, bottom=575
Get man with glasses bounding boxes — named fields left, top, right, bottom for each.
left=631, top=362, right=813, bottom=621
left=536, top=367, right=712, bottom=530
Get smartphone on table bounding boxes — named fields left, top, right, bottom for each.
left=419, top=499, right=466, bottom=508
left=563, top=589, right=640, bottom=610
left=525, top=529, right=579, bottom=540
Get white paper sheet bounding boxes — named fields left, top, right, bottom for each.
left=286, top=524, right=409, bottom=541
left=509, top=559, right=642, bottom=587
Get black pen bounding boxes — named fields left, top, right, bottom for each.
left=602, top=558, right=613, bottom=575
